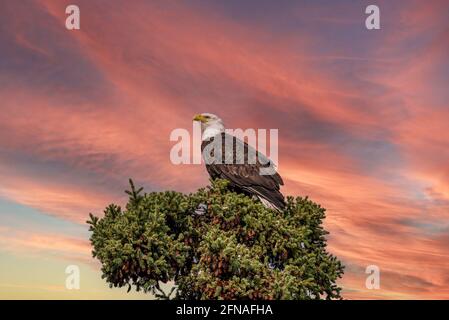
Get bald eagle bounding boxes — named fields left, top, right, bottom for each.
left=193, top=113, right=285, bottom=211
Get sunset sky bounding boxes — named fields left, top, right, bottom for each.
left=0, top=0, right=448, bottom=299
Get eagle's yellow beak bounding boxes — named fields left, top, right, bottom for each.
left=193, top=114, right=208, bottom=123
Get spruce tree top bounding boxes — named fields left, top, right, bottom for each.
left=87, top=179, right=344, bottom=299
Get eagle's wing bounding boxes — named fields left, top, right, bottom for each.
left=203, top=133, right=285, bottom=210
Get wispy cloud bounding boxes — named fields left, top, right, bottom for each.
left=0, top=0, right=448, bottom=299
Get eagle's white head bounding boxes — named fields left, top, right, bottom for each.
left=193, top=113, right=225, bottom=141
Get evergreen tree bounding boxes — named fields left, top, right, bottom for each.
left=87, top=179, right=344, bottom=299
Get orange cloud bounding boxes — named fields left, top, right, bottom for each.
left=0, top=0, right=447, bottom=299
left=0, top=227, right=92, bottom=266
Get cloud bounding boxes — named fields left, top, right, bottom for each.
left=0, top=0, right=448, bottom=299
left=0, top=227, right=93, bottom=266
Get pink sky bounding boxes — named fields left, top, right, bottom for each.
left=0, top=0, right=448, bottom=299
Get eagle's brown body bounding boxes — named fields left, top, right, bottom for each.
left=201, top=132, right=285, bottom=210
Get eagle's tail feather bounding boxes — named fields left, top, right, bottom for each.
left=258, top=196, right=284, bottom=212
left=246, top=186, right=285, bottom=212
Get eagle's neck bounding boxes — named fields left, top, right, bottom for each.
left=202, top=123, right=224, bottom=141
